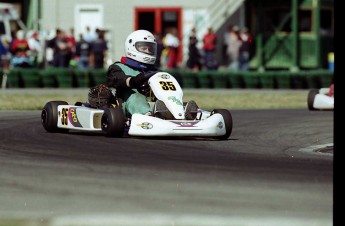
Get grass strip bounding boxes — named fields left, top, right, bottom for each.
left=0, top=89, right=308, bottom=110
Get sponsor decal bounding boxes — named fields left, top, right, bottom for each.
left=217, top=121, right=224, bottom=129
left=61, top=108, right=68, bottom=125
left=168, top=96, right=183, bottom=106
left=137, top=122, right=153, bottom=129
left=159, top=74, right=170, bottom=79
left=171, top=121, right=199, bottom=127
left=68, top=107, right=83, bottom=127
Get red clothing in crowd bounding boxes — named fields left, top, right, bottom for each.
left=203, top=32, right=217, bottom=51
left=10, top=39, right=30, bottom=57
left=65, top=35, right=76, bottom=52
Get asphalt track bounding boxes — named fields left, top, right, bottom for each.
left=0, top=109, right=333, bottom=226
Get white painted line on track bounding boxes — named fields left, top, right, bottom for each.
left=299, top=143, right=333, bottom=156
left=49, top=214, right=332, bottom=226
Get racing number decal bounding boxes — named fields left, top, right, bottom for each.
left=159, top=81, right=176, bottom=91
left=61, top=108, right=68, bottom=125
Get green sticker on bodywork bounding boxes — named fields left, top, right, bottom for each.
left=168, top=96, right=183, bottom=106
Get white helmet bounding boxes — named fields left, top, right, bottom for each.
left=125, top=30, right=157, bottom=65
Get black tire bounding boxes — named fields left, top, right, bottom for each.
left=41, top=101, right=68, bottom=132
left=101, top=107, right=125, bottom=137
left=184, top=100, right=199, bottom=120
left=211, top=109, right=233, bottom=140
left=307, top=89, right=319, bottom=110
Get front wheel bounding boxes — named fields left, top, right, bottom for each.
left=307, top=89, right=319, bottom=110
left=101, top=107, right=125, bottom=137
left=211, top=109, right=233, bottom=140
left=41, top=101, right=69, bottom=132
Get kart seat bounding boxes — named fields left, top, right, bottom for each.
left=74, top=101, right=93, bottom=108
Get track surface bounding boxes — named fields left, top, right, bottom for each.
left=0, top=109, right=333, bottom=226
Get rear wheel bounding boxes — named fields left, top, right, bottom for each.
left=307, top=89, right=319, bottom=110
left=41, top=101, right=68, bottom=132
left=101, top=107, right=125, bottom=137
left=211, top=109, right=233, bottom=140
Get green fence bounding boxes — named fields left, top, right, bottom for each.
left=1, top=68, right=333, bottom=89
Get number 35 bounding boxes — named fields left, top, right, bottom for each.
left=159, top=81, right=176, bottom=91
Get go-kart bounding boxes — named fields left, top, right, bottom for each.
left=307, top=85, right=334, bottom=111
left=41, top=72, right=233, bottom=140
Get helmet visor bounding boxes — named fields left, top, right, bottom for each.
left=135, top=42, right=157, bottom=56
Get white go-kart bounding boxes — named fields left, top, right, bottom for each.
left=307, top=86, right=334, bottom=111
left=41, top=72, right=233, bottom=140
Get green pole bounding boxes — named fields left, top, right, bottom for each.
left=27, top=0, right=39, bottom=30
left=291, top=0, right=299, bottom=71
left=257, top=0, right=264, bottom=71
left=314, top=0, right=321, bottom=68
left=38, top=0, right=41, bottom=30
left=33, top=0, right=38, bottom=30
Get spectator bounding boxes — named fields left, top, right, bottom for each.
left=75, top=34, right=92, bottom=70
left=164, top=27, right=179, bottom=69
left=83, top=26, right=97, bottom=43
left=65, top=28, right=78, bottom=68
left=186, top=27, right=202, bottom=71
left=27, top=31, right=42, bottom=67
left=227, top=25, right=241, bottom=71
left=223, top=25, right=232, bottom=65
left=91, top=30, right=108, bottom=68
left=239, top=27, right=253, bottom=71
left=0, top=36, right=8, bottom=55
left=65, top=28, right=76, bottom=56
left=202, top=27, right=218, bottom=70
left=10, top=30, right=32, bottom=68
left=160, top=30, right=169, bottom=69
left=153, top=32, right=164, bottom=69
left=0, top=36, right=10, bottom=68
left=44, top=29, right=55, bottom=66
left=47, top=28, right=72, bottom=68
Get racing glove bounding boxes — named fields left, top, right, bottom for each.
left=142, top=71, right=158, bottom=79
left=128, top=71, right=157, bottom=88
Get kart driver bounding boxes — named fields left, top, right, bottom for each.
left=106, top=29, right=158, bottom=117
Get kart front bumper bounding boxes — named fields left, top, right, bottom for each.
left=128, top=113, right=227, bottom=137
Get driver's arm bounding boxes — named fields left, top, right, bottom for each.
left=106, top=64, right=129, bottom=89
left=106, top=63, right=153, bottom=89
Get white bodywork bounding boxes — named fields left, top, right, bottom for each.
left=57, top=105, right=104, bottom=131
left=313, top=94, right=334, bottom=110
left=311, top=88, right=334, bottom=110
left=53, top=72, right=229, bottom=137
left=55, top=104, right=225, bottom=137
left=148, top=72, right=185, bottom=119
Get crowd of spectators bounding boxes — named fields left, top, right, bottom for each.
left=0, top=25, right=252, bottom=72
left=45, top=26, right=108, bottom=70
left=155, top=25, right=253, bottom=72
left=0, top=26, right=108, bottom=70
left=184, top=25, right=253, bottom=72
